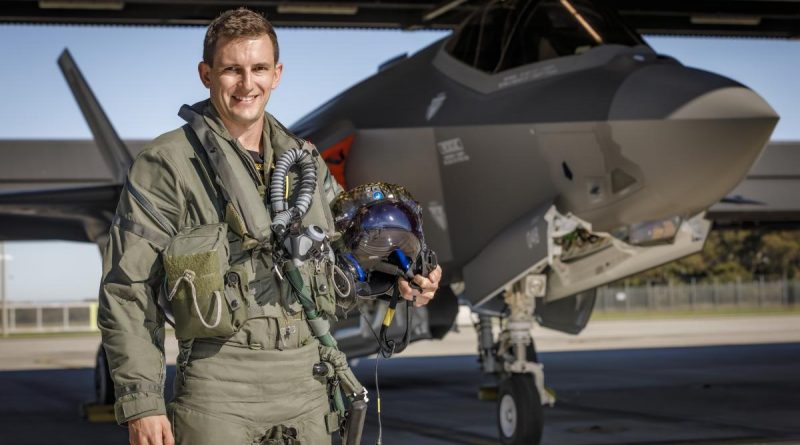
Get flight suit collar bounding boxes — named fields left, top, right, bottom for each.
left=192, top=99, right=303, bottom=162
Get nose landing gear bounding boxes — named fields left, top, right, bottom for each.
left=475, top=275, right=554, bottom=445
left=498, top=374, right=543, bottom=445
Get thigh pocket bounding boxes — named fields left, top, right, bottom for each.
left=170, top=402, right=255, bottom=445
left=296, top=409, right=333, bottom=445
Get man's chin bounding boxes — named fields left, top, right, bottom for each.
left=230, top=109, right=265, bottom=125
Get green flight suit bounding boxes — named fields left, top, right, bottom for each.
left=98, top=99, right=343, bottom=444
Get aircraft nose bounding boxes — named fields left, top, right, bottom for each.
left=604, top=63, right=778, bottom=224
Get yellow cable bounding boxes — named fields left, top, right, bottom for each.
left=382, top=308, right=396, bottom=327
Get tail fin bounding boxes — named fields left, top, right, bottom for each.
left=58, top=49, right=132, bottom=183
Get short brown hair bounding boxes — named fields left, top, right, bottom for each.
left=203, top=8, right=279, bottom=65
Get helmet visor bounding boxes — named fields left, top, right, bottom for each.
left=350, top=228, right=421, bottom=270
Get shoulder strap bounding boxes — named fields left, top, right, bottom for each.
left=178, top=104, right=271, bottom=244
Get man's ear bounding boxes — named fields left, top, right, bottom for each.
left=198, top=61, right=212, bottom=89
left=272, top=62, right=283, bottom=90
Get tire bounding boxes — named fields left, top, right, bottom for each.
left=497, top=374, right=543, bottom=445
left=94, top=345, right=115, bottom=405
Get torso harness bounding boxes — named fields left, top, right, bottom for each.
left=179, top=104, right=367, bottom=445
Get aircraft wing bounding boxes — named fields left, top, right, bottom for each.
left=0, top=185, right=120, bottom=242
left=0, top=50, right=142, bottom=243
left=709, top=141, right=800, bottom=228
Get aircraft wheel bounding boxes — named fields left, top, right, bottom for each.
left=94, top=345, right=115, bottom=405
left=497, top=374, right=543, bottom=445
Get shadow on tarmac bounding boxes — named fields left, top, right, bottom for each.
left=2, top=343, right=799, bottom=445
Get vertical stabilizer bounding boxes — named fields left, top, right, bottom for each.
left=58, top=49, right=132, bottom=183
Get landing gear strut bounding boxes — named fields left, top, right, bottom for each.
left=475, top=274, right=554, bottom=445
left=94, top=345, right=114, bottom=405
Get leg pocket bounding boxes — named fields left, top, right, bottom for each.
left=296, top=411, right=332, bottom=445
left=171, top=402, right=255, bottom=445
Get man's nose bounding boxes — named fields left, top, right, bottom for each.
left=240, top=69, right=253, bottom=90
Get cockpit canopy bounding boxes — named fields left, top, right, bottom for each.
left=446, top=0, right=645, bottom=73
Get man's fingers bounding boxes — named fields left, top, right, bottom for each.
left=162, top=429, right=175, bottom=445
left=414, top=291, right=435, bottom=307
left=129, top=415, right=170, bottom=445
left=398, top=278, right=414, bottom=300
left=412, top=274, right=430, bottom=288
left=161, top=417, right=175, bottom=445
left=398, top=278, right=421, bottom=302
left=430, top=265, right=443, bottom=283
left=400, top=266, right=443, bottom=305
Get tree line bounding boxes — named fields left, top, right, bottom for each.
left=623, top=229, right=800, bottom=285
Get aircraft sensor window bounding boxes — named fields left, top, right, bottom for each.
left=446, top=0, right=643, bottom=73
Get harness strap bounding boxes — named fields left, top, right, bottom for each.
left=179, top=104, right=270, bottom=244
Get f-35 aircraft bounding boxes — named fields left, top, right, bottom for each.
left=0, top=1, right=779, bottom=444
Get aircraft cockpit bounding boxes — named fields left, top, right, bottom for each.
left=445, top=0, right=645, bottom=73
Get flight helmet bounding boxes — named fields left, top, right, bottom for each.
left=331, top=182, right=428, bottom=299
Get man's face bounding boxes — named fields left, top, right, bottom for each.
left=199, top=35, right=282, bottom=130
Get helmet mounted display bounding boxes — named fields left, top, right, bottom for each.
left=331, top=182, right=428, bottom=299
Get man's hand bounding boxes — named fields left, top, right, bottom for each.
left=398, top=265, right=442, bottom=307
left=129, top=414, right=174, bottom=445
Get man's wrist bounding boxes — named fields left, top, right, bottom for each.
left=114, top=392, right=166, bottom=425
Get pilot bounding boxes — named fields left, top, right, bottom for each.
left=98, top=8, right=442, bottom=445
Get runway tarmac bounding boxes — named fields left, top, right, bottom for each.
left=1, top=315, right=799, bottom=444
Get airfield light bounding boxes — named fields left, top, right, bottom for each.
left=39, top=0, right=124, bottom=10
left=423, top=0, right=468, bottom=22
left=277, top=3, right=359, bottom=15
left=691, top=15, right=762, bottom=26
left=559, top=0, right=603, bottom=44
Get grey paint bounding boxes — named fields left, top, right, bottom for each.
left=0, top=140, right=115, bottom=185
left=290, top=29, right=776, bottom=309
left=462, top=202, right=551, bottom=307
left=345, top=127, right=454, bottom=264
left=58, top=50, right=133, bottom=183
left=431, top=124, right=557, bottom=269
left=433, top=44, right=655, bottom=95
left=609, top=64, right=742, bottom=120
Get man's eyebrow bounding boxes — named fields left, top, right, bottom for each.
left=218, top=63, right=272, bottom=69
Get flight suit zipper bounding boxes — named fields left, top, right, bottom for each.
left=229, top=139, right=264, bottom=186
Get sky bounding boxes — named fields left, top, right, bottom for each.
left=0, top=24, right=798, bottom=301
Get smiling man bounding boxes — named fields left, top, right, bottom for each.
left=98, top=8, right=440, bottom=445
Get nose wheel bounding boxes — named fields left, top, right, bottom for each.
left=497, top=374, right=544, bottom=445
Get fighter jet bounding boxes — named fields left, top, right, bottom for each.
left=0, top=1, right=779, bottom=443
left=292, top=2, right=777, bottom=442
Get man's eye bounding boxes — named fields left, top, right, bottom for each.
left=223, top=67, right=238, bottom=73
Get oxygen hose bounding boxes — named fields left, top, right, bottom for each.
left=269, top=147, right=367, bottom=443
left=270, top=148, right=317, bottom=237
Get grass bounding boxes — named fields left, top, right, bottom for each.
left=590, top=305, right=800, bottom=320
left=1, top=330, right=102, bottom=339
left=3, top=306, right=799, bottom=338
